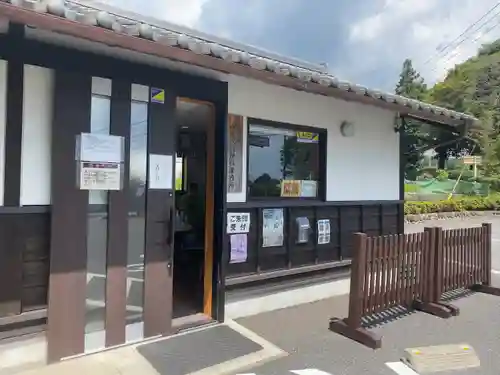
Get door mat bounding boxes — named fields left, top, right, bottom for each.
left=137, top=324, right=263, bottom=375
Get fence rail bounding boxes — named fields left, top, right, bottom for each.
left=330, top=223, right=500, bottom=349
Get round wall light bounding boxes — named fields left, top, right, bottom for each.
left=340, top=121, right=355, bottom=137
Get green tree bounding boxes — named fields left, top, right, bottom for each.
left=426, top=67, right=477, bottom=168
left=395, top=59, right=428, bottom=180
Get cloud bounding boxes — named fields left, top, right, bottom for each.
left=102, top=0, right=209, bottom=27
left=347, top=0, right=500, bottom=86
left=100, top=0, right=500, bottom=91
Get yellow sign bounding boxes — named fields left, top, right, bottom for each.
left=280, top=180, right=301, bottom=197
left=462, top=156, right=481, bottom=165
left=296, top=131, right=319, bottom=143
left=150, top=88, right=165, bottom=104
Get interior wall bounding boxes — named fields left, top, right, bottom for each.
left=20, top=65, right=54, bottom=206
left=227, top=75, right=400, bottom=202
left=0, top=59, right=6, bottom=206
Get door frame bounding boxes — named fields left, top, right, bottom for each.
left=0, top=30, right=228, bottom=360
left=176, top=97, right=216, bottom=318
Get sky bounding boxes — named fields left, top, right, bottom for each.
left=102, top=0, right=500, bottom=92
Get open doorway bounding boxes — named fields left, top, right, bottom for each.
left=173, top=98, right=214, bottom=322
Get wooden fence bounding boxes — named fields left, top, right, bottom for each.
left=330, top=223, right=500, bottom=349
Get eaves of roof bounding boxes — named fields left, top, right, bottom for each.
left=1, top=0, right=480, bottom=128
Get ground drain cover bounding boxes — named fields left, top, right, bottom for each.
left=402, top=343, right=480, bottom=373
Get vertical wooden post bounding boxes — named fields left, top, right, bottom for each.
left=483, top=223, right=492, bottom=286
left=423, top=227, right=435, bottom=303
left=433, top=227, right=444, bottom=303
left=347, top=232, right=367, bottom=328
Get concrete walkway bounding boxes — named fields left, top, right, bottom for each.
left=233, top=273, right=500, bottom=375
left=12, top=319, right=286, bottom=375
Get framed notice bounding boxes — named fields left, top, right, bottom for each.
left=227, top=114, right=244, bottom=193
left=300, top=180, right=317, bottom=197
left=79, top=162, right=122, bottom=191
left=262, top=208, right=284, bottom=247
left=280, top=180, right=301, bottom=197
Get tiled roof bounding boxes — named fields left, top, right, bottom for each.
left=6, top=0, right=479, bottom=126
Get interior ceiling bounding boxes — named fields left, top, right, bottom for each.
left=176, top=99, right=211, bottom=132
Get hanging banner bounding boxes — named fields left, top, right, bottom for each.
left=227, top=114, right=244, bottom=193
left=296, top=131, right=319, bottom=143
left=280, top=180, right=301, bottom=197
left=262, top=208, right=284, bottom=247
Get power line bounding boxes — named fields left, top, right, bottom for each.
left=423, top=1, right=500, bottom=66
left=429, top=15, right=500, bottom=75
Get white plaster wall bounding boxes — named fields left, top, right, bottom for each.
left=20, top=65, right=54, bottom=206
left=227, top=75, right=400, bottom=202
left=0, top=60, right=6, bottom=206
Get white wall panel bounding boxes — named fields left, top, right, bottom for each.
left=227, top=75, right=400, bottom=202
left=20, top=65, right=54, bottom=205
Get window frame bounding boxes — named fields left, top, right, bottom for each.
left=246, top=117, right=327, bottom=202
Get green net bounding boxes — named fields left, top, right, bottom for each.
left=405, top=179, right=490, bottom=201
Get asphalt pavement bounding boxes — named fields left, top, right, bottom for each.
left=231, top=217, right=500, bottom=375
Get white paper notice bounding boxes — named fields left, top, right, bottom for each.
left=79, top=133, right=123, bottom=163
left=227, top=212, right=251, bottom=234
left=262, top=208, right=284, bottom=247
left=230, top=234, right=248, bottom=264
left=80, top=162, right=121, bottom=191
left=149, top=154, right=173, bottom=190
left=317, top=219, right=331, bottom=245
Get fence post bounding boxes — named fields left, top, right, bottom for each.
left=413, top=226, right=459, bottom=318
left=433, top=227, right=444, bottom=303
left=470, top=223, right=500, bottom=296
left=347, top=232, right=367, bottom=329
left=483, top=223, right=492, bottom=286
left=423, top=227, right=436, bottom=302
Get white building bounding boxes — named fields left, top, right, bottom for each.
left=0, top=0, right=477, bottom=366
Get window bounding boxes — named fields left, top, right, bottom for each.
left=247, top=120, right=322, bottom=199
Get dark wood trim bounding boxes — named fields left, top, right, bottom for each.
left=399, top=118, right=405, bottom=234
left=0, top=3, right=469, bottom=127
left=143, top=89, right=175, bottom=338
left=0, top=206, right=50, bottom=214
left=227, top=200, right=404, bottom=209
left=3, top=24, right=24, bottom=206
left=213, top=100, right=228, bottom=322
left=226, top=259, right=351, bottom=286
left=105, top=80, right=131, bottom=347
left=227, top=201, right=401, bottom=280
left=246, top=117, right=327, bottom=201
left=47, top=70, right=91, bottom=362
left=0, top=35, right=227, bottom=104
left=0, top=214, right=22, bottom=316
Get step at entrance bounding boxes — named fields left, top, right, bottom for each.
left=137, top=324, right=263, bottom=375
